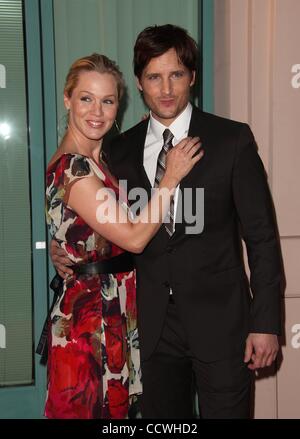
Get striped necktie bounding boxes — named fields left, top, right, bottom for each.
left=154, top=128, right=175, bottom=236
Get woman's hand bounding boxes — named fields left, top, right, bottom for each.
left=50, top=239, right=73, bottom=278
left=164, top=137, right=203, bottom=187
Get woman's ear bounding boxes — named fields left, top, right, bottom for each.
left=63, top=93, right=70, bottom=111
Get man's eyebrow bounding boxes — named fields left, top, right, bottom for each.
left=144, top=72, right=160, bottom=76
left=145, top=69, right=185, bottom=76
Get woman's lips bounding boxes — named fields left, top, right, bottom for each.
left=86, top=120, right=104, bottom=128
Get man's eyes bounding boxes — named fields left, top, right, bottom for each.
left=147, top=74, right=159, bottom=80
left=172, top=71, right=184, bottom=78
left=147, top=72, right=185, bottom=80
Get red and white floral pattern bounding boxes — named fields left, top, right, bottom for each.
left=44, top=153, right=142, bottom=419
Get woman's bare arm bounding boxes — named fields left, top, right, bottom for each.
left=67, top=137, right=202, bottom=253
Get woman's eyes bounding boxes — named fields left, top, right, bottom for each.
left=80, top=96, right=115, bottom=104
left=80, top=96, right=92, bottom=102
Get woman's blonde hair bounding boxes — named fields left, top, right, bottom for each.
left=64, top=53, right=125, bottom=99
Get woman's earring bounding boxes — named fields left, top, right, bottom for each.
left=57, top=111, right=69, bottom=140
left=114, top=120, right=121, bottom=133
left=66, top=109, right=70, bottom=128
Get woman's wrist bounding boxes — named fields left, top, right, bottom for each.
left=159, top=174, right=178, bottom=192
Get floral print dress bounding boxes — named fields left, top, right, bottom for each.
left=44, top=153, right=142, bottom=419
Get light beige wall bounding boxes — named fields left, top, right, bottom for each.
left=214, top=0, right=300, bottom=418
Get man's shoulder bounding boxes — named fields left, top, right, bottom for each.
left=111, top=118, right=148, bottom=147
left=192, top=106, right=248, bottom=131
left=123, top=118, right=149, bottom=136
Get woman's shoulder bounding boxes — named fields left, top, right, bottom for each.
left=47, top=153, right=95, bottom=178
left=47, top=152, right=89, bottom=171
left=46, top=153, right=97, bottom=197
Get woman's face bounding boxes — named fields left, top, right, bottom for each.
left=64, top=70, right=119, bottom=145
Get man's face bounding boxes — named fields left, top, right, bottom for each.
left=136, top=48, right=195, bottom=126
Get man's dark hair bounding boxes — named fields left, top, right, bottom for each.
left=134, top=24, right=198, bottom=79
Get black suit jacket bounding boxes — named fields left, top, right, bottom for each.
left=104, top=106, right=282, bottom=361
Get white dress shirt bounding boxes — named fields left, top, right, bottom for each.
left=143, top=102, right=193, bottom=233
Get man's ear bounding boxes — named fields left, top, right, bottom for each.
left=190, top=70, right=196, bottom=87
left=136, top=76, right=143, bottom=92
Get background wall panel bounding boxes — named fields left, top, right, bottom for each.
left=214, top=0, right=300, bottom=418
left=277, top=298, right=300, bottom=418
left=53, top=0, right=199, bottom=141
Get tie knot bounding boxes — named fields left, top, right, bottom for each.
left=163, top=129, right=174, bottom=146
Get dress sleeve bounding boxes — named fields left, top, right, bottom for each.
left=45, top=154, right=96, bottom=237
left=63, top=154, right=95, bottom=188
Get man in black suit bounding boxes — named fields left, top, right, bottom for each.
left=52, top=24, right=282, bottom=418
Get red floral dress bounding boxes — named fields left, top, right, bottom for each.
left=44, top=153, right=142, bottom=419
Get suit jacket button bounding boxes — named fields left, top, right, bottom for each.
left=166, top=247, right=174, bottom=254
left=163, top=281, right=170, bottom=288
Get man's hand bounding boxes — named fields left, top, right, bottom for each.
left=50, top=239, right=73, bottom=278
left=244, top=333, right=279, bottom=370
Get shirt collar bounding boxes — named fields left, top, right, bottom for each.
left=149, top=102, right=192, bottom=142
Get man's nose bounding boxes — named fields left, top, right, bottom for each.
left=161, top=78, right=172, bottom=95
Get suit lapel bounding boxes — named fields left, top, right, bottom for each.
left=131, top=118, right=152, bottom=193
left=171, top=106, right=205, bottom=241
left=187, top=105, right=204, bottom=137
